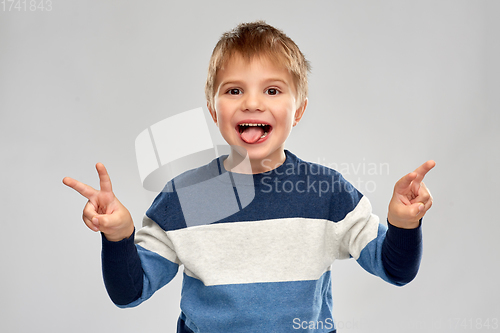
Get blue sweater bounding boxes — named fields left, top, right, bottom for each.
left=101, top=151, right=422, bottom=333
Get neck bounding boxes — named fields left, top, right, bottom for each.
left=223, top=148, right=286, bottom=174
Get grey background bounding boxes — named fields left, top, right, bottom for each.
left=1, top=1, right=499, bottom=332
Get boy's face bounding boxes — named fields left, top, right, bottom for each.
left=208, top=54, right=307, bottom=173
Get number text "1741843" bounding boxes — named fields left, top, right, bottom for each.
left=1, top=0, right=52, bottom=12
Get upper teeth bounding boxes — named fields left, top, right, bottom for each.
left=240, top=123, right=266, bottom=127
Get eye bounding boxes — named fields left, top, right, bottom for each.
left=227, top=88, right=242, bottom=95
left=266, top=88, right=280, bottom=96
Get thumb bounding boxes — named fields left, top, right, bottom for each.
left=91, top=214, right=109, bottom=229
left=410, top=202, right=425, bottom=217
left=92, top=213, right=118, bottom=231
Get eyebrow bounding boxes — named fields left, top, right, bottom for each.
left=218, top=80, right=243, bottom=88
left=219, top=78, right=291, bottom=88
left=264, top=78, right=290, bottom=86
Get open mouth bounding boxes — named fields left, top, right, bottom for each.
left=237, top=123, right=272, bottom=144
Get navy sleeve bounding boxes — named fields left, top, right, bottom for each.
left=101, top=231, right=143, bottom=306
left=381, top=220, right=423, bottom=285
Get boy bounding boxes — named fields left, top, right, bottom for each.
left=63, top=21, right=435, bottom=332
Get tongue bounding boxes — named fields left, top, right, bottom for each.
left=240, top=126, right=264, bottom=144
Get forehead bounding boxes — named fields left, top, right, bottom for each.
left=216, top=53, right=294, bottom=85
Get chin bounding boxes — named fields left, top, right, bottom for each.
left=248, top=146, right=284, bottom=162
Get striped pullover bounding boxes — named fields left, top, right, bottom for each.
left=101, top=150, right=422, bottom=333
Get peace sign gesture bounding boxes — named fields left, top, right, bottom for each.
left=63, top=163, right=134, bottom=242
left=388, top=160, right=436, bottom=229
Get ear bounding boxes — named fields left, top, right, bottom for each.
left=292, top=98, right=308, bottom=127
left=207, top=101, right=218, bottom=126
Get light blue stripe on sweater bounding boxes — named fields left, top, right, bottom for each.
left=356, top=223, right=393, bottom=284
left=180, top=271, right=335, bottom=332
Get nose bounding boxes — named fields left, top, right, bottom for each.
left=241, top=91, right=264, bottom=112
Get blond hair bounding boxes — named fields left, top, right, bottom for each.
left=205, top=21, right=311, bottom=110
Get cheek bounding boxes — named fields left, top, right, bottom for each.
left=279, top=102, right=298, bottom=127
left=213, top=108, right=232, bottom=130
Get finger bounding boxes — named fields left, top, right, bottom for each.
left=83, top=201, right=98, bottom=221
left=411, top=182, right=433, bottom=208
left=62, top=177, right=97, bottom=200
left=410, top=182, right=431, bottom=202
left=410, top=183, right=433, bottom=215
left=394, top=171, right=417, bottom=193
left=413, top=160, right=436, bottom=183
left=83, top=215, right=100, bottom=232
left=96, top=163, right=113, bottom=193
left=410, top=160, right=435, bottom=194
left=82, top=202, right=100, bottom=232
left=422, top=182, right=432, bottom=199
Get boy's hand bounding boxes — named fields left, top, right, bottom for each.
left=63, top=163, right=134, bottom=242
left=388, top=160, right=436, bottom=229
